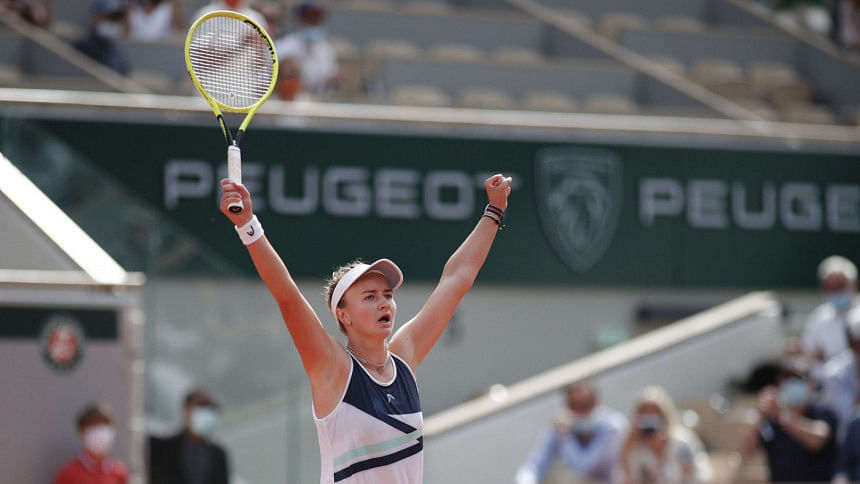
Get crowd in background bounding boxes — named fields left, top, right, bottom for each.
left=0, top=0, right=339, bottom=101
left=3, top=0, right=860, bottom=105
left=754, top=0, right=860, bottom=52
left=517, top=255, right=860, bottom=483
left=53, top=388, right=229, bottom=484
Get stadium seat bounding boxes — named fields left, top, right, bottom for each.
left=341, top=0, right=395, bottom=11
left=366, top=39, right=423, bottom=60
left=0, top=63, right=24, bottom=86
left=401, top=1, right=454, bottom=15
left=708, top=421, right=752, bottom=454
left=555, top=9, right=593, bottom=28
left=653, top=15, right=706, bottom=32
left=457, top=87, right=516, bottom=109
left=730, top=97, right=779, bottom=120
left=779, top=102, right=837, bottom=124
left=747, top=60, right=803, bottom=95
left=129, top=71, right=175, bottom=94
left=646, top=55, right=687, bottom=75
left=328, top=36, right=360, bottom=59
left=708, top=451, right=742, bottom=483
left=583, top=93, right=638, bottom=113
left=598, top=12, right=650, bottom=40
left=390, top=84, right=451, bottom=107
left=427, top=43, right=484, bottom=63
left=688, top=58, right=753, bottom=99
left=49, top=21, right=83, bottom=40
left=766, top=82, right=814, bottom=108
left=520, top=90, right=578, bottom=112
left=490, top=47, right=543, bottom=66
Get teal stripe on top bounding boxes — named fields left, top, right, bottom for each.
left=333, top=427, right=423, bottom=468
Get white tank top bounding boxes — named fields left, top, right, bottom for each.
left=313, top=353, right=423, bottom=483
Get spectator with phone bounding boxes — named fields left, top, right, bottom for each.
left=515, top=381, right=629, bottom=483
left=739, top=360, right=838, bottom=483
left=620, top=386, right=711, bottom=484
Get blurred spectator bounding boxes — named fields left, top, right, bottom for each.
left=274, top=0, right=338, bottom=99
left=515, top=381, right=629, bottom=484
left=740, top=360, right=838, bottom=482
left=54, top=402, right=128, bottom=484
left=820, top=306, right=860, bottom=440
left=798, top=255, right=858, bottom=376
left=620, top=385, right=711, bottom=484
left=128, top=0, right=185, bottom=42
left=834, top=411, right=860, bottom=483
left=772, top=0, right=833, bottom=35
left=835, top=0, right=860, bottom=50
left=191, top=0, right=266, bottom=27
left=73, top=0, right=130, bottom=75
left=0, top=0, right=52, bottom=28
left=254, top=1, right=284, bottom=38
left=148, top=388, right=229, bottom=484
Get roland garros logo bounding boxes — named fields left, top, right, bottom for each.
left=40, top=314, right=86, bottom=373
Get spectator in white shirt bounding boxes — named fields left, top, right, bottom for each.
left=515, top=381, right=629, bottom=484
left=191, top=0, right=265, bottom=27
left=801, top=255, right=858, bottom=376
left=128, top=0, right=184, bottom=42
left=819, top=306, right=860, bottom=441
left=274, top=0, right=338, bottom=99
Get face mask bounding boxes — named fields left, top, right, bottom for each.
left=83, top=425, right=115, bottom=456
left=570, top=416, right=595, bottom=436
left=828, top=291, right=854, bottom=313
left=637, top=414, right=664, bottom=436
left=190, top=407, right=219, bottom=438
left=779, top=378, right=809, bottom=407
left=95, top=21, right=123, bottom=40
left=301, top=27, right=325, bottom=43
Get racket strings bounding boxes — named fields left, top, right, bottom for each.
left=189, top=16, right=273, bottom=110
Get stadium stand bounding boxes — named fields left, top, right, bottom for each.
left=3, top=0, right=859, bottom=123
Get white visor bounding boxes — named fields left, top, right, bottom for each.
left=329, top=259, right=403, bottom=316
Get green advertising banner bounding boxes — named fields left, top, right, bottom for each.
left=8, top=118, right=860, bottom=287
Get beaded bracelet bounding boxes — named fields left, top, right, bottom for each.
left=482, top=204, right=505, bottom=229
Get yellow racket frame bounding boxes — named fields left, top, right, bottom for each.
left=184, top=10, right=279, bottom=144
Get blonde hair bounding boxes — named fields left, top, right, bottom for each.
left=323, top=259, right=365, bottom=333
left=632, top=385, right=680, bottom=429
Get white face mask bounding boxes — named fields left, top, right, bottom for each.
left=95, top=21, right=123, bottom=40
left=83, top=425, right=115, bottom=456
left=190, top=407, right=219, bottom=439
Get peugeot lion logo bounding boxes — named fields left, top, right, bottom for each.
left=535, top=147, right=622, bottom=273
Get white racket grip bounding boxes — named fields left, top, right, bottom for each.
left=226, top=145, right=244, bottom=213
left=227, top=145, right=242, bottom=182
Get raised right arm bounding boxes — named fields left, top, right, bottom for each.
left=220, top=180, right=346, bottom=379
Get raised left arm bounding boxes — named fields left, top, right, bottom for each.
left=390, top=174, right=512, bottom=370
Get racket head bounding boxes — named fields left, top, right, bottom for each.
left=185, top=10, right=279, bottom=115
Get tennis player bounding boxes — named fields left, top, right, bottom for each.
left=220, top=173, right=512, bottom=483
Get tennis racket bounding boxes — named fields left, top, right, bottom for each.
left=185, top=10, right=278, bottom=213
